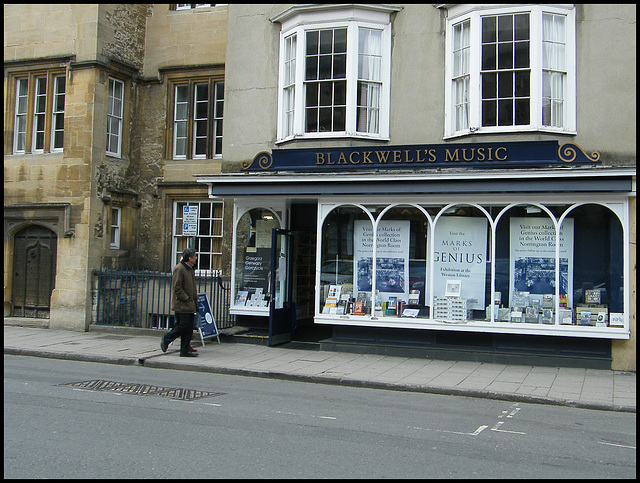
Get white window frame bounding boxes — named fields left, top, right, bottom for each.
left=193, top=83, right=209, bottom=159
left=171, top=200, right=225, bottom=276
left=51, top=74, right=66, bottom=152
left=173, top=85, right=189, bottom=159
left=110, top=207, right=121, bottom=249
left=172, top=80, right=224, bottom=160
left=32, top=76, right=47, bottom=152
left=274, top=5, right=397, bottom=143
left=13, top=78, right=29, bottom=154
left=107, top=77, right=124, bottom=157
left=12, top=73, right=65, bottom=154
left=444, top=4, right=576, bottom=138
left=176, top=4, right=215, bottom=10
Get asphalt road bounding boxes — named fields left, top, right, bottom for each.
left=4, top=355, right=636, bottom=479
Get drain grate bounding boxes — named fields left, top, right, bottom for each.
left=58, top=379, right=225, bottom=401
left=95, top=335, right=131, bottom=340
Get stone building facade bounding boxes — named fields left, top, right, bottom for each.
left=4, top=4, right=636, bottom=370
left=4, top=4, right=230, bottom=330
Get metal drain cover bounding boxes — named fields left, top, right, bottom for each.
left=58, top=379, right=225, bottom=401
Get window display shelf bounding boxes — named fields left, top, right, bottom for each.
left=230, top=305, right=269, bottom=316
left=313, top=313, right=630, bottom=339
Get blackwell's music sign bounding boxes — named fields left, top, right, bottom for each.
left=243, top=141, right=600, bottom=172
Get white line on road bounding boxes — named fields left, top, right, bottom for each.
left=491, top=421, right=526, bottom=435
left=276, top=410, right=336, bottom=420
left=598, top=441, right=635, bottom=450
left=414, top=425, right=488, bottom=436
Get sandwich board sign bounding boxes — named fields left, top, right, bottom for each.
left=195, top=293, right=220, bottom=346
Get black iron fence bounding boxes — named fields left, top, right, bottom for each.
left=93, top=268, right=235, bottom=330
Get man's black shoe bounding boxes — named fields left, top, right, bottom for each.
left=180, top=352, right=199, bottom=357
left=160, top=337, right=168, bottom=353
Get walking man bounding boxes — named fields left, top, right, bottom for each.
left=160, top=248, right=199, bottom=357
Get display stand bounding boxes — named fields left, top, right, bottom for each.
left=196, top=293, right=220, bottom=346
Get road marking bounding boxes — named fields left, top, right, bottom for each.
left=598, top=441, right=635, bottom=450
left=499, top=404, right=521, bottom=419
left=275, top=410, right=336, bottom=420
left=413, top=404, right=525, bottom=437
left=491, top=421, right=526, bottom=435
left=414, top=425, right=488, bottom=436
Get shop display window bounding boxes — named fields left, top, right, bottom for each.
left=319, top=206, right=368, bottom=315
left=316, top=200, right=628, bottom=336
left=432, top=205, right=492, bottom=322
left=494, top=205, right=563, bottom=324
left=233, top=208, right=280, bottom=310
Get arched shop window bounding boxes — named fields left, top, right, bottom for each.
left=375, top=204, right=430, bottom=314
left=316, top=200, right=629, bottom=336
left=494, top=204, right=561, bottom=324
left=432, top=204, right=492, bottom=321
left=319, top=205, right=371, bottom=314
left=563, top=204, right=624, bottom=317
left=233, top=208, right=281, bottom=310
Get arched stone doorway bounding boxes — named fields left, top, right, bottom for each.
left=12, top=225, right=58, bottom=318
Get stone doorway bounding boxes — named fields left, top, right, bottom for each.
left=12, top=225, right=58, bottom=318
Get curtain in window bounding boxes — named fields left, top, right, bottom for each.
left=357, top=28, right=382, bottom=133
left=542, top=13, right=565, bottom=127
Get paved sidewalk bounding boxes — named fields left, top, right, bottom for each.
left=4, top=324, right=635, bottom=412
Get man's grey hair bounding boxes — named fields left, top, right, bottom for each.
left=181, top=247, right=197, bottom=261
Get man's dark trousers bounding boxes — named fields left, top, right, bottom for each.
left=162, top=312, right=194, bottom=355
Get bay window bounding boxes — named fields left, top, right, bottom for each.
left=274, top=4, right=398, bottom=142
left=444, top=5, right=576, bottom=137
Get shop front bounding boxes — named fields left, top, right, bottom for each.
left=196, top=140, right=635, bottom=368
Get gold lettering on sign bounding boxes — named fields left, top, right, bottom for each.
left=313, top=145, right=510, bottom=168
left=376, top=151, right=390, bottom=163
left=495, top=146, right=507, bottom=160
left=445, top=149, right=459, bottom=162
left=405, top=150, right=414, bottom=163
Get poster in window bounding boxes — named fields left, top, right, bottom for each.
left=354, top=220, right=410, bottom=301
left=509, top=217, right=574, bottom=308
left=433, top=217, right=488, bottom=309
left=240, top=247, right=271, bottom=297
left=255, top=219, right=273, bottom=248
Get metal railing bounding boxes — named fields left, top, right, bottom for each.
left=94, top=268, right=235, bottom=330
